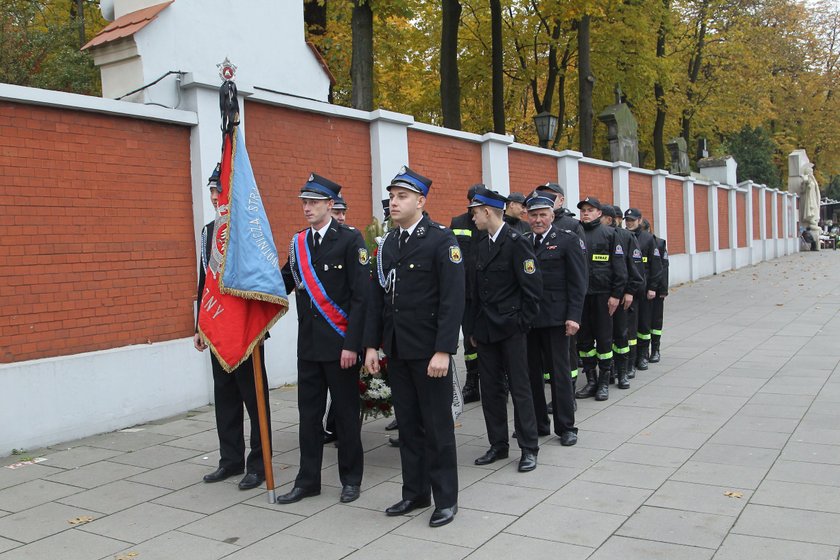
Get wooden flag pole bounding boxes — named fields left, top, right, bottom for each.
left=251, top=344, right=276, bottom=503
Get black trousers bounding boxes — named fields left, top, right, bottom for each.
left=569, top=334, right=579, bottom=379
left=461, top=301, right=479, bottom=364
left=626, top=298, right=638, bottom=350
left=651, top=296, right=665, bottom=337
left=211, top=349, right=270, bottom=475
left=577, top=294, right=614, bottom=371
left=612, top=304, right=629, bottom=355
left=478, top=333, right=539, bottom=452
left=296, top=359, right=363, bottom=490
left=635, top=291, right=653, bottom=351
left=527, top=327, right=576, bottom=435
left=390, top=357, right=458, bottom=508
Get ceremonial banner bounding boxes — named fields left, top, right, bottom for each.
left=198, top=93, right=288, bottom=371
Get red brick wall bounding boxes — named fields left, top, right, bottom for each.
left=778, top=197, right=784, bottom=237
left=244, top=102, right=372, bottom=262
left=0, top=102, right=194, bottom=363
left=737, top=192, right=746, bottom=247
left=629, top=172, right=654, bottom=233
left=666, top=179, right=685, bottom=254
left=752, top=190, right=761, bottom=239
left=765, top=193, right=773, bottom=237
left=578, top=162, right=613, bottom=203
left=508, top=149, right=556, bottom=196
left=694, top=184, right=711, bottom=253
left=407, top=129, right=482, bottom=223
left=718, top=189, right=730, bottom=250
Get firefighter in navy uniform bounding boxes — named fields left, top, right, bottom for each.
left=649, top=224, right=669, bottom=363
left=574, top=197, right=628, bottom=402
left=468, top=187, right=543, bottom=472
left=524, top=191, right=587, bottom=446
left=503, top=192, right=531, bottom=234
left=364, top=166, right=464, bottom=528
left=602, top=205, right=643, bottom=389
left=624, top=208, right=663, bottom=371
left=534, top=182, right=585, bottom=392
left=450, top=185, right=483, bottom=403
left=276, top=174, right=368, bottom=506
left=194, top=164, right=271, bottom=491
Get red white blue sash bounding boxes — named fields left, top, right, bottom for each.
left=291, top=231, right=349, bottom=337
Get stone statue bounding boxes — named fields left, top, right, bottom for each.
left=597, top=87, right=639, bottom=166
left=801, top=163, right=821, bottom=229
left=667, top=137, right=690, bottom=176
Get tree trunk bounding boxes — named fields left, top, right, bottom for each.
left=74, top=0, right=85, bottom=48
left=577, top=14, right=594, bottom=156
left=440, top=0, right=462, bottom=130
left=490, top=0, right=505, bottom=134
left=681, top=0, right=708, bottom=146
left=653, top=0, right=669, bottom=169
left=351, top=0, right=374, bottom=111
left=551, top=41, right=572, bottom=149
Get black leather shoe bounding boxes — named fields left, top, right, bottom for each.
left=388, top=436, right=400, bottom=447
left=340, top=485, right=360, bottom=503
left=385, top=496, right=431, bottom=516
left=474, top=447, right=509, bottom=465
left=238, top=472, right=265, bottom=490
left=275, top=487, right=320, bottom=504
left=559, top=431, right=578, bottom=446
left=518, top=451, right=537, bottom=472
left=429, top=504, right=458, bottom=527
left=385, top=419, right=399, bottom=431
left=203, top=466, right=243, bottom=483
left=323, top=431, right=337, bottom=444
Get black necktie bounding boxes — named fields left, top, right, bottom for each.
left=534, top=234, right=542, bottom=250
left=312, top=231, right=321, bottom=254
left=399, top=229, right=410, bottom=250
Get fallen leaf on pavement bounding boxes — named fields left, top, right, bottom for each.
left=68, top=516, right=94, bottom=525
left=724, top=491, right=743, bottom=499
left=115, top=553, right=139, bottom=560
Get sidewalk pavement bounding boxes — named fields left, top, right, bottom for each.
left=2, top=251, right=840, bottom=560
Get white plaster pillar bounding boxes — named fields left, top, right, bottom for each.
left=652, top=170, right=668, bottom=242
left=728, top=187, right=738, bottom=269
left=612, top=162, right=631, bottom=211
left=481, top=133, right=514, bottom=195
left=557, top=150, right=583, bottom=211
left=683, top=178, right=697, bottom=279
left=709, top=182, right=720, bottom=253
left=370, top=109, right=413, bottom=221
left=743, top=181, right=756, bottom=264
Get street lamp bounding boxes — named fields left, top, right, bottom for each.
left=533, top=111, right=558, bottom=149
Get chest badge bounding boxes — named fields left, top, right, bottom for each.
left=449, top=245, right=462, bottom=263
left=523, top=259, right=536, bottom=274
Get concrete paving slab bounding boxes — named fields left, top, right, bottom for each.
left=751, top=479, right=840, bottom=514
left=645, top=480, right=751, bottom=516
left=671, top=460, right=769, bottom=490
left=0, top=501, right=100, bottom=543
left=61, top=430, right=177, bottom=453
left=779, top=441, right=840, bottom=465
left=0, top=528, right=126, bottom=560
left=78, top=502, right=202, bottom=543
left=126, top=460, right=214, bottom=490
left=221, top=532, right=354, bottom=560
left=731, top=504, right=840, bottom=546
left=590, top=535, right=713, bottom=560
left=456, top=481, right=551, bottom=516
left=605, top=442, right=693, bottom=468
left=394, top=507, right=515, bottom=549
left=343, top=534, right=472, bottom=560
left=707, top=428, right=790, bottom=449
left=0, top=464, right=64, bottom=491
left=109, top=444, right=202, bottom=469
left=178, top=503, right=302, bottom=546
left=466, top=532, right=592, bottom=560
left=713, top=534, right=839, bottom=560
left=691, top=443, right=780, bottom=468
left=765, top=459, right=840, bottom=487
left=45, top=460, right=147, bottom=489
left=0, top=479, right=81, bottom=513
left=616, top=505, right=734, bottom=549
left=37, top=447, right=123, bottom=469
left=506, top=503, right=625, bottom=548
left=283, top=503, right=410, bottom=548
left=578, top=459, right=675, bottom=490
left=106, top=530, right=239, bottom=560
left=0, top=537, right=17, bottom=554
left=546, top=479, right=652, bottom=515
left=58, top=480, right=169, bottom=515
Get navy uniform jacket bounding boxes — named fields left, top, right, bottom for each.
left=632, top=229, right=664, bottom=292
left=195, top=220, right=214, bottom=331
left=554, top=207, right=586, bottom=240
left=450, top=212, right=481, bottom=302
left=581, top=218, right=628, bottom=298
left=281, top=219, right=369, bottom=361
left=614, top=226, right=645, bottom=295
left=504, top=214, right=531, bottom=235
left=654, top=237, right=669, bottom=296
left=528, top=227, right=587, bottom=329
left=364, top=215, right=465, bottom=360
left=470, top=223, right=543, bottom=344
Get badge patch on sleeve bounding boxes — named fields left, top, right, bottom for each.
left=579, top=239, right=587, bottom=252
left=358, top=248, right=369, bottom=265
left=654, top=248, right=661, bottom=256
left=615, top=244, right=624, bottom=256
left=523, top=259, right=536, bottom=274
left=449, top=246, right=463, bottom=263
left=633, top=248, right=642, bottom=259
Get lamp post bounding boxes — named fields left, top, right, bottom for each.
left=533, top=111, right=559, bottom=149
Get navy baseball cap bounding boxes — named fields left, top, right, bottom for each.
left=624, top=208, right=642, bottom=220
left=577, top=196, right=602, bottom=210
